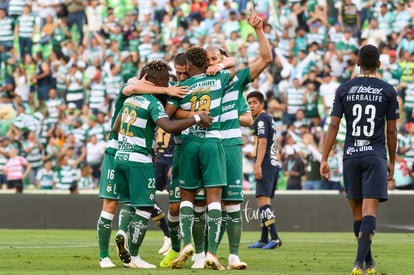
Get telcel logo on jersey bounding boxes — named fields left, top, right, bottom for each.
left=349, top=85, right=383, bottom=94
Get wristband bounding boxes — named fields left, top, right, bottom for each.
left=216, top=63, right=224, bottom=69
left=193, top=114, right=201, bottom=123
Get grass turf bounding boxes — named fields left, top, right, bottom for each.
left=0, top=230, right=412, bottom=274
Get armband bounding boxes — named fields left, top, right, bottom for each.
left=193, top=114, right=201, bottom=123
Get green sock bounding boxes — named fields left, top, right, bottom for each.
left=227, top=209, right=242, bottom=255
left=179, top=201, right=194, bottom=246
left=128, top=209, right=150, bottom=256
left=97, top=211, right=114, bottom=259
left=168, top=213, right=181, bottom=252
left=193, top=207, right=206, bottom=253
left=118, top=205, right=134, bottom=233
left=217, top=210, right=228, bottom=247
left=207, top=203, right=222, bottom=255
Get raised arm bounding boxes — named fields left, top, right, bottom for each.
left=248, top=8, right=272, bottom=80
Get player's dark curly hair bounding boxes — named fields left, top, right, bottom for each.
left=186, top=46, right=208, bottom=68
left=139, top=60, right=171, bottom=83
left=358, top=45, right=379, bottom=69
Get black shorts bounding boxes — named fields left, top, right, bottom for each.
left=343, top=156, right=388, bottom=202
left=7, top=179, right=23, bottom=193
left=255, top=165, right=279, bottom=199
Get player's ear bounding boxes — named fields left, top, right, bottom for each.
left=356, top=58, right=360, bottom=67
left=376, top=60, right=381, bottom=68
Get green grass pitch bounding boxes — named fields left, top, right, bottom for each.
left=0, top=230, right=412, bottom=274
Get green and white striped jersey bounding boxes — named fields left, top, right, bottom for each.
left=104, top=74, right=123, bottom=100
left=66, top=71, right=84, bottom=101
left=0, top=17, right=14, bottom=42
left=220, top=68, right=251, bottom=146
left=22, top=141, right=43, bottom=169
left=8, top=0, right=25, bottom=16
left=56, top=65, right=68, bottom=93
left=105, top=84, right=129, bottom=155
left=17, top=14, right=35, bottom=38
left=169, top=71, right=232, bottom=141
left=88, top=81, right=107, bottom=110
left=45, top=97, right=64, bottom=123
left=116, top=94, right=168, bottom=164
left=55, top=165, right=78, bottom=190
left=0, top=145, right=12, bottom=174
left=36, top=168, right=54, bottom=189
left=85, top=124, right=106, bottom=142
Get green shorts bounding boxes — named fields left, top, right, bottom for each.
left=114, top=159, right=156, bottom=208
left=222, top=145, right=244, bottom=202
left=169, top=145, right=181, bottom=203
left=178, top=139, right=226, bottom=190
left=99, top=151, right=119, bottom=200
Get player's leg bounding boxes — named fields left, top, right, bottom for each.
left=171, top=141, right=200, bottom=268
left=202, top=142, right=227, bottom=270
left=97, top=152, right=118, bottom=268
left=97, top=199, right=117, bottom=268
left=151, top=201, right=171, bottom=254
left=154, top=162, right=172, bottom=254
left=222, top=145, right=246, bottom=269
left=346, top=157, right=386, bottom=275
left=262, top=166, right=282, bottom=250
left=123, top=164, right=157, bottom=269
left=191, top=197, right=206, bottom=269
left=159, top=202, right=180, bottom=268
left=115, top=204, right=134, bottom=266
left=171, top=188, right=196, bottom=269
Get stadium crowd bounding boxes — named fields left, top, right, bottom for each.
left=0, top=0, right=414, bottom=193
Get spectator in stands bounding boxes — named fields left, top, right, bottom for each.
left=35, top=159, right=55, bottom=190
left=282, top=145, right=305, bottom=190
left=4, top=147, right=31, bottom=193
left=64, top=0, right=87, bottom=45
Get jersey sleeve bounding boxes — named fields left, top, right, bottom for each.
left=236, top=67, right=252, bottom=90
left=330, top=85, right=344, bottom=118
left=151, top=99, right=169, bottom=122
left=256, top=116, right=269, bottom=139
left=239, top=96, right=250, bottom=115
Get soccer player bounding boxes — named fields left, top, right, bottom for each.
left=113, top=60, right=212, bottom=269
left=167, top=46, right=235, bottom=270
left=190, top=10, right=273, bottom=269
left=320, top=44, right=399, bottom=275
left=247, top=91, right=283, bottom=250
left=96, top=67, right=189, bottom=268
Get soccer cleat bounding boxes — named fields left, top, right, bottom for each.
left=158, top=236, right=172, bottom=255
left=99, top=257, right=116, bottom=268
left=227, top=254, right=247, bottom=270
left=115, top=233, right=131, bottom=264
left=191, top=252, right=205, bottom=269
left=204, top=252, right=225, bottom=271
left=366, top=261, right=377, bottom=275
left=171, top=243, right=194, bottom=269
left=351, top=265, right=365, bottom=275
left=248, top=240, right=266, bottom=248
left=159, top=249, right=179, bottom=268
left=124, top=255, right=156, bottom=268
left=262, top=238, right=283, bottom=250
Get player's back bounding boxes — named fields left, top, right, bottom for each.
left=117, top=94, right=168, bottom=160
left=176, top=71, right=231, bottom=140
left=332, top=76, right=399, bottom=160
